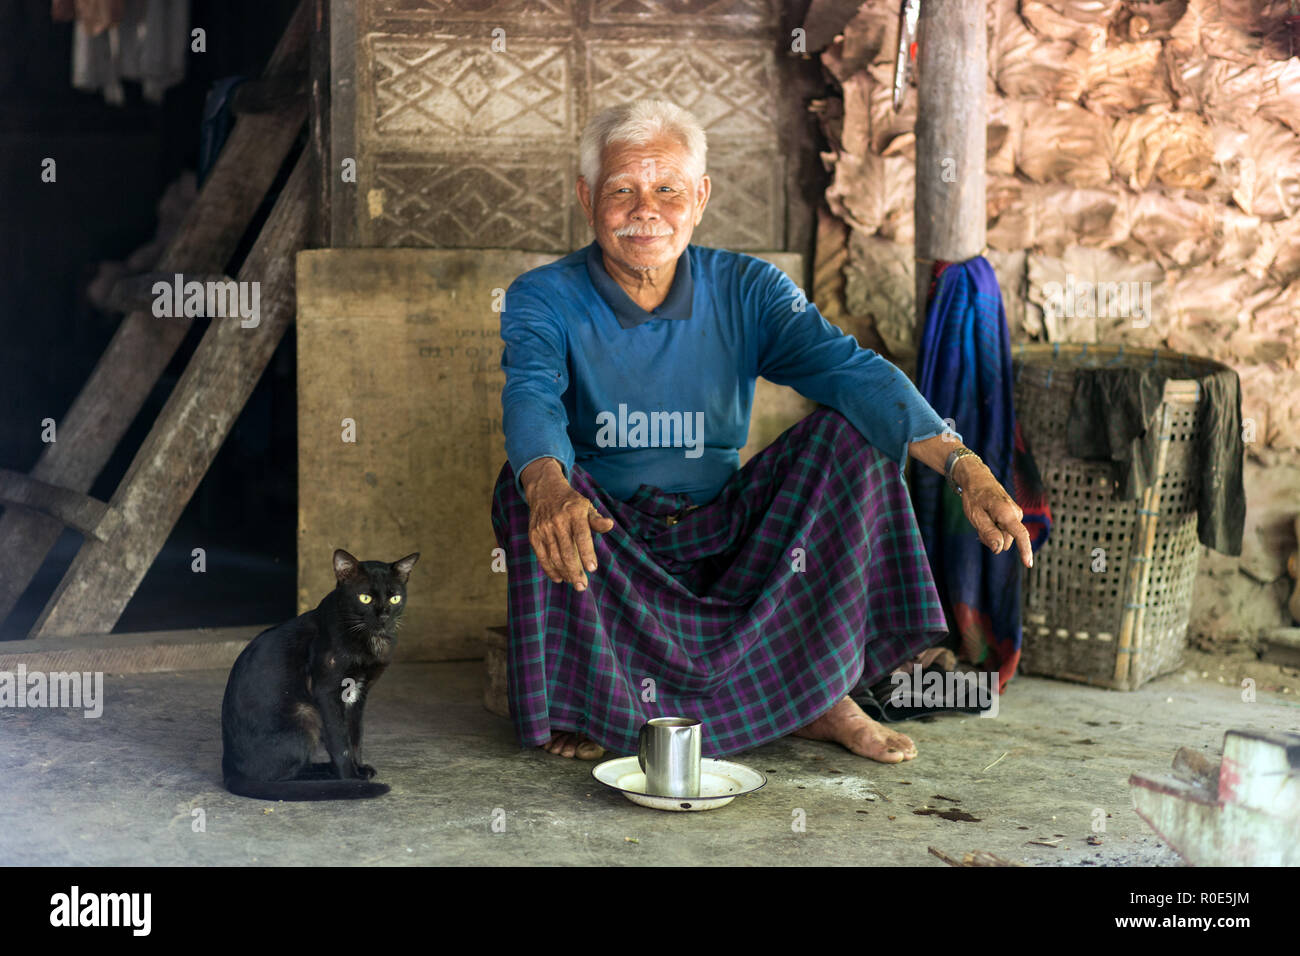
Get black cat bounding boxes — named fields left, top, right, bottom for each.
left=221, top=549, right=418, bottom=800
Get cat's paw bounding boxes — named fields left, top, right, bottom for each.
left=355, top=763, right=377, bottom=779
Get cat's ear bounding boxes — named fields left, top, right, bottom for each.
left=333, top=549, right=361, bottom=581
left=391, top=552, right=419, bottom=583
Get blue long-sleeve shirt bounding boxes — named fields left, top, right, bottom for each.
left=500, top=240, right=960, bottom=504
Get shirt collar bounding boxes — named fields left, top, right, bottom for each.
left=584, top=240, right=694, bottom=329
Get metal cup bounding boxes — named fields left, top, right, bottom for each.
left=637, top=716, right=702, bottom=798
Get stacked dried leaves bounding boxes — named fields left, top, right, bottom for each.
left=805, top=0, right=1300, bottom=452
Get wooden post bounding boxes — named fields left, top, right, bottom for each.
left=913, top=0, right=987, bottom=339
left=30, top=157, right=311, bottom=639
left=0, top=471, right=113, bottom=541
left=329, top=0, right=358, bottom=247
left=309, top=0, right=331, bottom=249
left=0, top=0, right=311, bottom=632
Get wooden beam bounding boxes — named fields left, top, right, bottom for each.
left=0, top=620, right=487, bottom=676
left=309, top=0, right=331, bottom=248
left=913, top=0, right=987, bottom=332
left=0, top=625, right=270, bottom=677
left=230, top=73, right=309, bottom=114
left=104, top=272, right=238, bottom=314
left=329, top=0, right=358, bottom=247
left=30, top=156, right=312, bottom=639
left=0, top=0, right=311, bottom=632
left=0, top=470, right=116, bottom=540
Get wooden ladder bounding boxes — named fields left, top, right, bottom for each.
left=0, top=0, right=319, bottom=638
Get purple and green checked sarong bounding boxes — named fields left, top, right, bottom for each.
left=490, top=407, right=951, bottom=757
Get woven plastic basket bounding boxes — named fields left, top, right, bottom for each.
left=1011, top=343, right=1230, bottom=691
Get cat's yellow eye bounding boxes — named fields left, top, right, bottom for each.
left=389, top=595, right=401, bottom=604
left=358, top=594, right=372, bottom=604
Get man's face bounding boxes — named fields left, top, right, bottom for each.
left=577, top=134, right=711, bottom=274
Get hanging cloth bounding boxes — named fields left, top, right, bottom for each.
left=1066, top=363, right=1245, bottom=555
left=65, top=0, right=189, bottom=106
left=912, top=257, right=1052, bottom=693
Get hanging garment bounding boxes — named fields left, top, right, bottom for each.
left=52, top=0, right=125, bottom=36
left=69, top=0, right=189, bottom=105
left=1066, top=363, right=1246, bottom=555
left=912, top=257, right=1052, bottom=693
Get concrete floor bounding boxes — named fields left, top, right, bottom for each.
left=1, top=658, right=1296, bottom=866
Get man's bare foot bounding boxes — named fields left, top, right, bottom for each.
left=897, top=646, right=956, bottom=674
left=541, top=732, right=605, bottom=760
left=792, top=696, right=918, bottom=763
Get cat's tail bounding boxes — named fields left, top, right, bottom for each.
left=224, top=773, right=390, bottom=801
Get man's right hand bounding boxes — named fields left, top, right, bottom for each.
left=520, top=458, right=615, bottom=591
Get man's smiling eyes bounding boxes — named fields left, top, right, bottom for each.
left=613, top=185, right=678, bottom=193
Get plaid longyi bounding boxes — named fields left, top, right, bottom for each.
left=490, top=407, right=951, bottom=757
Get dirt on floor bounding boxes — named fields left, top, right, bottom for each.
left=2, top=644, right=1297, bottom=867
left=1184, top=634, right=1300, bottom=697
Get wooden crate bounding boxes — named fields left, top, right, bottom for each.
left=296, top=249, right=552, bottom=659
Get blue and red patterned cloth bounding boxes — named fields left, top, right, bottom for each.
left=911, top=259, right=1052, bottom=692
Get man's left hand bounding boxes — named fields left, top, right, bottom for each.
left=956, top=461, right=1033, bottom=568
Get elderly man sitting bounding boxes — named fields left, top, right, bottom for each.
left=491, top=99, right=1030, bottom=765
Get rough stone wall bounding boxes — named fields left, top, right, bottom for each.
left=804, top=0, right=1300, bottom=639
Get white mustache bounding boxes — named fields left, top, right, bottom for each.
left=614, top=225, right=674, bottom=237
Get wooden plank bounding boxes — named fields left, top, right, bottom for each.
left=0, top=626, right=268, bottom=677
left=913, top=0, right=986, bottom=329
left=294, top=248, right=555, bottom=662
left=0, top=620, right=485, bottom=676
left=104, top=272, right=237, bottom=314
left=0, top=469, right=115, bottom=540
left=1218, top=729, right=1300, bottom=817
left=30, top=156, right=312, bottom=639
left=309, top=0, right=331, bottom=248
left=777, top=0, right=825, bottom=262
left=231, top=73, right=308, bottom=114
left=328, top=0, right=358, bottom=247
left=1131, top=730, right=1300, bottom=865
left=0, top=0, right=312, bottom=632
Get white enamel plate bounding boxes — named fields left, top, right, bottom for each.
left=591, top=756, right=767, bottom=811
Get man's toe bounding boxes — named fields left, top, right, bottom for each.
left=576, top=739, right=605, bottom=760
left=889, top=733, right=917, bottom=757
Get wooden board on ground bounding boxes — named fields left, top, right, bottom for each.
left=0, top=626, right=268, bottom=676
left=296, top=248, right=811, bottom=660
left=296, top=249, right=551, bottom=659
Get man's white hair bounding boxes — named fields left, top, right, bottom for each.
left=579, top=99, right=707, bottom=188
